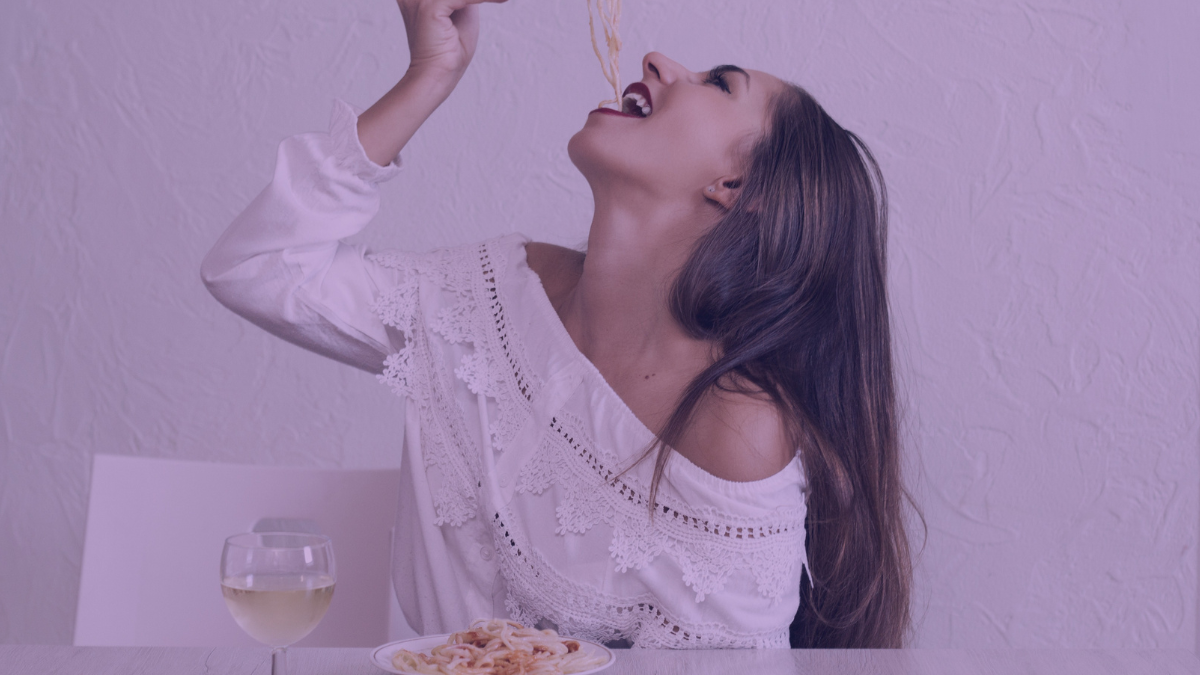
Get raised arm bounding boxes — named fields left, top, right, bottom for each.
left=200, top=0, right=507, bottom=373
left=359, top=0, right=509, bottom=166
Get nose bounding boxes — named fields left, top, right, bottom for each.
left=642, top=52, right=688, bottom=85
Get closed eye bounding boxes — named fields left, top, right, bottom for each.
left=704, top=69, right=731, bottom=93
left=705, top=65, right=750, bottom=94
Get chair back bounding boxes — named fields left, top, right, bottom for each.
left=74, top=454, right=403, bottom=647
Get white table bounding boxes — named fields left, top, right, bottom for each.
left=3, top=646, right=1198, bottom=675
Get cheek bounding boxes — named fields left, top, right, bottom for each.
left=567, top=110, right=747, bottom=191
left=642, top=115, right=742, bottom=180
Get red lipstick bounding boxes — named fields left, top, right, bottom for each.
left=589, top=82, right=654, bottom=119
left=589, top=107, right=641, bottom=118
left=622, top=82, right=653, bottom=111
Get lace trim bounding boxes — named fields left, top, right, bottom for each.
left=468, top=243, right=541, bottom=451
left=491, top=510, right=789, bottom=648
left=428, top=242, right=541, bottom=453
left=516, top=412, right=806, bottom=603
left=372, top=238, right=803, bottom=641
left=371, top=239, right=545, bottom=525
left=372, top=252, right=422, bottom=399
left=372, top=249, right=481, bottom=526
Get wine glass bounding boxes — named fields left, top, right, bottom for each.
left=220, top=532, right=336, bottom=675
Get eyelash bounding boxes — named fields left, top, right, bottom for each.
left=705, top=71, right=731, bottom=93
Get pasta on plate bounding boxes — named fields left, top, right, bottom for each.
left=390, top=619, right=609, bottom=675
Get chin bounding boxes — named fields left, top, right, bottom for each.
left=567, top=127, right=646, bottom=192
left=566, top=128, right=606, bottom=186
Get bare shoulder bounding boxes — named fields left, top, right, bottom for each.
left=524, top=242, right=585, bottom=309
left=676, top=388, right=795, bottom=482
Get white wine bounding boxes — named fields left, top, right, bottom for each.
left=221, top=573, right=335, bottom=646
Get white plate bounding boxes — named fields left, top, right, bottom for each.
left=371, top=632, right=616, bottom=674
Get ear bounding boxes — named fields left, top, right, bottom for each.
left=703, top=176, right=743, bottom=210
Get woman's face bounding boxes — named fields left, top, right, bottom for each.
left=569, top=52, right=785, bottom=204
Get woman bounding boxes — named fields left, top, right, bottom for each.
left=202, top=0, right=913, bottom=649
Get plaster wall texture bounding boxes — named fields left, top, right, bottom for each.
left=1, top=0, right=1197, bottom=649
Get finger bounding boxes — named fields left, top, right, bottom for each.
left=449, top=4, right=479, bottom=28
left=440, top=0, right=507, bottom=12
left=432, top=0, right=495, bottom=25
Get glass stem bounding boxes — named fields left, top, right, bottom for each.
left=271, top=646, right=287, bottom=675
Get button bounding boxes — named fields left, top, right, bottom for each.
left=480, top=546, right=494, bottom=561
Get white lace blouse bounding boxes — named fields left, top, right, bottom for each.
left=201, top=100, right=810, bottom=649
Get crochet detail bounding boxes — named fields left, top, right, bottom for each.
left=371, top=248, right=481, bottom=526
left=517, top=413, right=807, bottom=603
left=371, top=236, right=806, bottom=644
left=472, top=243, right=541, bottom=450
left=372, top=254, right=421, bottom=399
left=371, top=239, right=544, bottom=524
left=491, top=509, right=790, bottom=649
left=426, top=242, right=541, bottom=453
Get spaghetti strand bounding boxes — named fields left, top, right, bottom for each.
left=587, top=0, right=623, bottom=108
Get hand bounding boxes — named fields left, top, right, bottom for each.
left=357, top=0, right=507, bottom=166
left=396, top=0, right=508, bottom=82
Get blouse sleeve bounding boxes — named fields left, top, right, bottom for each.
left=200, top=99, right=406, bottom=373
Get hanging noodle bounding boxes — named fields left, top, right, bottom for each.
left=587, top=0, right=623, bottom=109
left=391, top=619, right=609, bottom=675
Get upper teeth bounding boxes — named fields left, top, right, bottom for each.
left=624, top=92, right=651, bottom=116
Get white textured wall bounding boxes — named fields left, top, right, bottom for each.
left=2, top=0, right=1197, bottom=648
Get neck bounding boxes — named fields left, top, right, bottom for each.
left=558, top=187, right=717, bottom=383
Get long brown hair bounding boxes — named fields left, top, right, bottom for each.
left=645, top=83, right=916, bottom=648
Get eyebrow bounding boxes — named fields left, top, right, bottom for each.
left=709, top=64, right=752, bottom=90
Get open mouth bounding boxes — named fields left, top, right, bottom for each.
left=621, top=82, right=653, bottom=118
